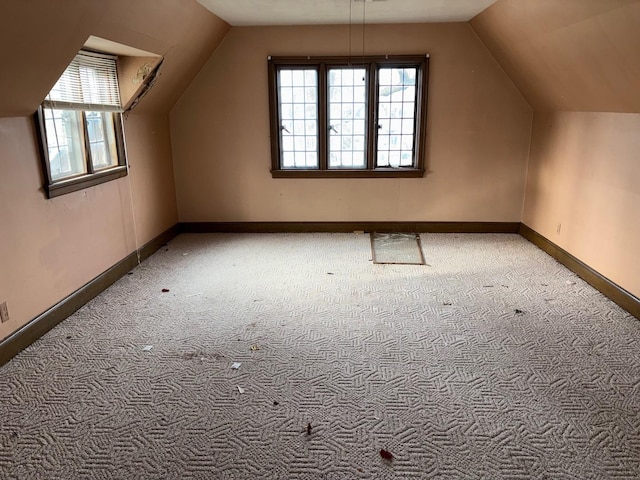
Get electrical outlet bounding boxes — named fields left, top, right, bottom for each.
left=0, top=301, right=9, bottom=323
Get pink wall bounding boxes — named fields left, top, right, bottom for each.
left=523, top=112, right=640, bottom=298
left=0, top=114, right=177, bottom=340
left=472, top=0, right=640, bottom=300
left=170, top=24, right=532, bottom=222
left=0, top=0, right=230, bottom=340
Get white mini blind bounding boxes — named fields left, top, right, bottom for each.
left=44, top=51, right=121, bottom=112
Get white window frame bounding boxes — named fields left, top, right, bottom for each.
left=35, top=50, right=127, bottom=198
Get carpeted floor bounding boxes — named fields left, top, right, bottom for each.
left=1, top=233, right=639, bottom=479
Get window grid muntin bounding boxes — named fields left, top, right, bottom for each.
left=278, top=68, right=319, bottom=169
left=269, top=55, right=428, bottom=176
left=42, top=108, right=123, bottom=181
left=38, top=49, right=127, bottom=196
left=86, top=111, right=119, bottom=171
left=376, top=67, right=418, bottom=168
left=327, top=67, right=368, bottom=169
left=43, top=108, right=87, bottom=180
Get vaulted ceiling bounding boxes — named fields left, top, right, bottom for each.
left=1, top=0, right=638, bottom=117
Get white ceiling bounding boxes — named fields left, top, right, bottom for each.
left=196, top=0, right=499, bottom=26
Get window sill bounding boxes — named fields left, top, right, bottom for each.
left=47, top=166, right=128, bottom=198
left=271, top=168, right=425, bottom=179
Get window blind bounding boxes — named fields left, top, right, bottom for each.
left=44, top=51, right=121, bottom=112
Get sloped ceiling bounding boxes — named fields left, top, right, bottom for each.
left=5, top=0, right=637, bottom=116
left=470, top=0, right=640, bottom=112
left=0, top=0, right=230, bottom=117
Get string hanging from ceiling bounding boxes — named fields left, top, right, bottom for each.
left=349, top=0, right=369, bottom=66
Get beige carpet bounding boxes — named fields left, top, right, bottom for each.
left=1, top=233, right=639, bottom=479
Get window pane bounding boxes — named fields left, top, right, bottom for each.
left=281, top=104, right=293, bottom=120
left=86, top=111, right=118, bottom=171
left=305, top=104, right=317, bottom=119
left=306, top=120, right=316, bottom=134
left=278, top=68, right=318, bottom=169
left=292, top=70, right=304, bottom=85
left=403, top=68, right=416, bottom=85
left=280, top=70, right=292, bottom=87
left=293, top=87, right=305, bottom=103
left=328, top=67, right=367, bottom=169
left=43, top=108, right=86, bottom=180
left=293, top=104, right=305, bottom=119
left=389, top=150, right=401, bottom=166
left=283, top=152, right=295, bottom=167
left=281, top=88, right=292, bottom=103
left=305, top=152, right=316, bottom=167
left=402, top=119, right=414, bottom=134
left=306, top=137, right=316, bottom=150
left=376, top=67, right=418, bottom=168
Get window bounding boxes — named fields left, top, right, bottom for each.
left=35, top=51, right=127, bottom=198
left=268, top=55, right=429, bottom=178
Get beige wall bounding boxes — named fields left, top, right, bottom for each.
left=0, top=0, right=230, bottom=340
left=117, top=56, right=162, bottom=110
left=523, top=112, right=640, bottom=298
left=471, top=0, right=640, bottom=112
left=472, top=0, right=640, bottom=300
left=0, top=113, right=176, bottom=340
left=170, top=24, right=532, bottom=222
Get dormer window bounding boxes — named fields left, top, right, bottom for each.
left=35, top=51, right=127, bottom=198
